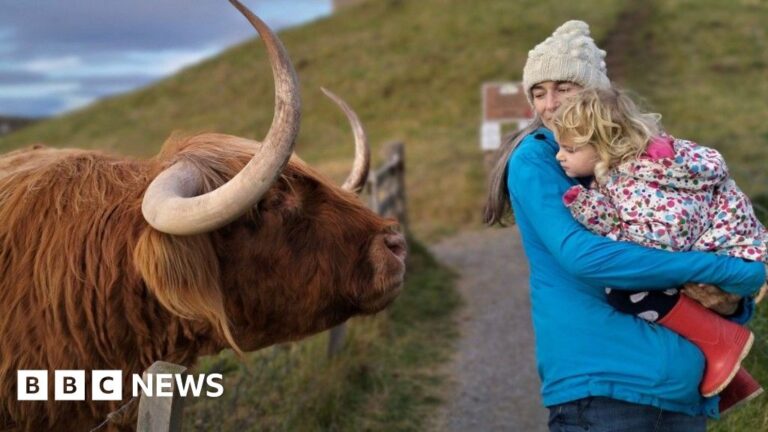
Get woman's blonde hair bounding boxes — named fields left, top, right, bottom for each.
left=551, top=88, right=662, bottom=182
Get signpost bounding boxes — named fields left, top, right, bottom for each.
left=480, top=82, right=534, bottom=173
left=480, top=81, right=533, bottom=151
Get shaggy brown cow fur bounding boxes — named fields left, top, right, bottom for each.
left=0, top=132, right=405, bottom=431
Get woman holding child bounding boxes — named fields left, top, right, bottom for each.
left=483, top=20, right=768, bottom=431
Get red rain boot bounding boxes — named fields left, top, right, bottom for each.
left=658, top=294, right=754, bottom=397
left=719, top=367, right=764, bottom=416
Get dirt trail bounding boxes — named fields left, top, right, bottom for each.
left=429, top=227, right=548, bottom=432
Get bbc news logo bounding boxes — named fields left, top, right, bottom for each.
left=17, top=370, right=224, bottom=401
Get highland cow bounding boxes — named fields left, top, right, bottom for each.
left=0, top=1, right=406, bottom=430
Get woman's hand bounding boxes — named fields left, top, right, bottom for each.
left=681, top=283, right=742, bottom=316
left=755, top=281, right=767, bottom=304
left=745, top=264, right=768, bottom=304
left=758, top=264, right=768, bottom=304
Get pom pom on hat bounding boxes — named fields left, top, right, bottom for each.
left=522, top=20, right=611, bottom=105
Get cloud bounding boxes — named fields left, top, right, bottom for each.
left=0, top=82, right=81, bottom=99
left=24, top=56, right=83, bottom=74
left=0, top=98, right=68, bottom=118
left=59, top=95, right=97, bottom=113
left=0, top=81, right=84, bottom=117
left=3, top=1, right=269, bottom=53
left=0, top=70, right=47, bottom=84
left=0, top=1, right=332, bottom=117
left=1, top=1, right=331, bottom=55
left=18, top=48, right=220, bottom=80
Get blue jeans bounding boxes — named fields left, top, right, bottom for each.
left=548, top=397, right=706, bottom=432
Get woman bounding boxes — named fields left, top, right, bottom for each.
left=483, top=20, right=766, bottom=431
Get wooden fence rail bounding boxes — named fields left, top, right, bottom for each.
left=327, top=140, right=407, bottom=357
left=367, top=141, right=408, bottom=231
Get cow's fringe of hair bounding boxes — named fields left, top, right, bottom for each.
left=133, top=228, right=242, bottom=357
left=136, top=131, right=292, bottom=357
left=141, top=131, right=369, bottom=356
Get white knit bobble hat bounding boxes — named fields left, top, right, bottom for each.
left=522, top=20, right=610, bottom=105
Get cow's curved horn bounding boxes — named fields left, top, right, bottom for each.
left=141, top=0, right=300, bottom=235
left=321, top=88, right=370, bottom=193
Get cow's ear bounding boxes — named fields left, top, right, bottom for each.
left=133, top=228, right=241, bottom=354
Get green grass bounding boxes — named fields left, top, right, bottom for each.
left=181, top=238, right=461, bottom=431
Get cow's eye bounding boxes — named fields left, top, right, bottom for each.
left=256, top=192, right=281, bottom=212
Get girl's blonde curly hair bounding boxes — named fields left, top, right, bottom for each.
left=551, top=88, right=662, bottom=182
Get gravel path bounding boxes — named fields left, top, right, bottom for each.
left=429, top=227, right=548, bottom=432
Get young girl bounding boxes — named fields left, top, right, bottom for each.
left=552, top=87, right=768, bottom=412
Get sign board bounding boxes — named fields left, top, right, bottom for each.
left=482, top=82, right=532, bottom=122
left=480, top=82, right=534, bottom=150
left=480, top=122, right=502, bottom=151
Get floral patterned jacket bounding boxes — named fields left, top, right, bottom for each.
left=563, top=136, right=768, bottom=264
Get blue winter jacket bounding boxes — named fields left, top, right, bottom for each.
left=507, top=127, right=765, bottom=418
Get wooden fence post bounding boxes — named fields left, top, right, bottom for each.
left=327, top=140, right=408, bottom=358
left=389, top=141, right=408, bottom=232
left=135, top=361, right=187, bottom=432
left=327, top=323, right=347, bottom=357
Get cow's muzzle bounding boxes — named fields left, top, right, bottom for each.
left=360, top=230, right=406, bottom=313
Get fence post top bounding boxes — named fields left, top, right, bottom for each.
left=144, top=361, right=188, bottom=375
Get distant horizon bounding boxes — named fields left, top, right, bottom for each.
left=0, top=1, right=332, bottom=118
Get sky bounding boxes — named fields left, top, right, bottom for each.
left=0, top=1, right=332, bottom=118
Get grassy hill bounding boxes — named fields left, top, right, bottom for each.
left=0, top=116, right=39, bottom=136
